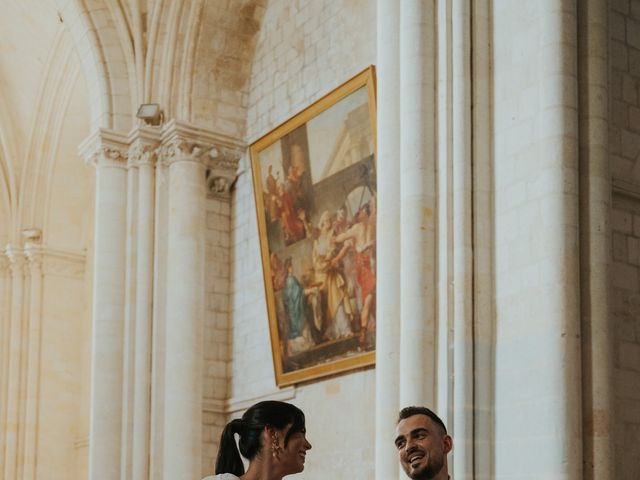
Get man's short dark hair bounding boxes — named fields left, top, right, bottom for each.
left=397, top=406, right=448, bottom=435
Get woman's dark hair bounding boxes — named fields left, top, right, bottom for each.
left=214, top=400, right=306, bottom=476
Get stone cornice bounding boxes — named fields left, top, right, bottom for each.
left=160, top=119, right=245, bottom=152
left=40, top=247, right=86, bottom=278
left=78, top=129, right=129, bottom=168
left=3, top=244, right=85, bottom=278
left=80, top=122, right=245, bottom=198
left=202, top=386, right=296, bottom=415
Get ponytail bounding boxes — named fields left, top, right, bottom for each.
left=214, top=418, right=245, bottom=476
left=213, top=401, right=306, bottom=475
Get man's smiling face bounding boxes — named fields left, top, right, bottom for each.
left=394, top=414, right=452, bottom=480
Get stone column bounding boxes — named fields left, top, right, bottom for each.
left=22, top=242, right=43, bottom=480
left=3, top=245, right=25, bottom=480
left=128, top=129, right=159, bottom=480
left=492, top=2, right=582, bottom=477
left=470, top=0, right=495, bottom=477
left=375, top=1, right=401, bottom=479
left=80, top=130, right=129, bottom=480
left=399, top=0, right=438, bottom=406
left=578, top=0, right=613, bottom=478
left=451, top=0, right=474, bottom=477
left=160, top=122, right=207, bottom=480
left=0, top=253, right=10, bottom=474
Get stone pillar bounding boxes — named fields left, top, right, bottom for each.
left=128, top=129, right=159, bottom=480
left=22, top=242, right=43, bottom=480
left=398, top=0, right=438, bottom=407
left=492, top=2, right=583, bottom=477
left=3, top=245, right=25, bottom=480
left=149, top=142, right=169, bottom=480
left=80, top=130, right=129, bottom=480
left=375, top=1, right=401, bottom=479
left=451, top=0, right=474, bottom=477
left=578, top=0, right=613, bottom=477
left=0, top=253, right=8, bottom=473
left=470, top=0, right=495, bottom=477
left=160, top=122, right=207, bottom=480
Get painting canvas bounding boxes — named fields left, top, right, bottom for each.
left=250, top=67, right=377, bottom=386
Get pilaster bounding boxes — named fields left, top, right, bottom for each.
left=3, top=245, right=25, bottom=480
left=22, top=242, right=43, bottom=480
left=0, top=250, right=8, bottom=474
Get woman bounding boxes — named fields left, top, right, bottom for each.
left=204, top=401, right=312, bottom=480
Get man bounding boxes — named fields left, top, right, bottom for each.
left=395, top=406, right=453, bottom=480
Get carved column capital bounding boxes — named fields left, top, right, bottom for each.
left=5, top=244, right=26, bottom=276
left=156, top=120, right=245, bottom=199
left=205, top=147, right=242, bottom=199
left=157, top=136, right=209, bottom=166
left=128, top=126, right=162, bottom=167
left=0, top=252, right=8, bottom=272
left=24, top=243, right=44, bottom=272
left=79, top=129, right=129, bottom=168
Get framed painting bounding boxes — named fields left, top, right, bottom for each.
left=250, top=66, right=377, bottom=386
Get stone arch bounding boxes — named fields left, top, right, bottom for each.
left=17, top=29, right=82, bottom=235
left=53, top=0, right=134, bottom=131
left=0, top=89, right=19, bottom=243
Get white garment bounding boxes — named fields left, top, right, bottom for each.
left=202, top=474, right=240, bottom=480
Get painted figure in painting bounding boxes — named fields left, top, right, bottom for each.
left=283, top=258, right=306, bottom=339
left=276, top=183, right=307, bottom=244
left=310, top=211, right=353, bottom=340
left=264, top=165, right=280, bottom=223
left=270, top=252, right=286, bottom=291
left=333, top=201, right=376, bottom=346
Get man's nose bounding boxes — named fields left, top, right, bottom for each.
left=404, top=437, right=417, bottom=453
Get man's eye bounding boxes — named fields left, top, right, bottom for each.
left=395, top=441, right=405, bottom=449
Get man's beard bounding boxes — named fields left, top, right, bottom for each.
left=407, top=453, right=445, bottom=480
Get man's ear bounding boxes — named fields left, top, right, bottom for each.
left=443, top=435, right=453, bottom=454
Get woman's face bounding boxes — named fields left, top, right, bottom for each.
left=278, top=425, right=312, bottom=475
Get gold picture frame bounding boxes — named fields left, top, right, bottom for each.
left=250, top=66, right=377, bottom=386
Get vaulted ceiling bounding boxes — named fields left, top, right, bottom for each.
left=0, top=0, right=266, bottom=245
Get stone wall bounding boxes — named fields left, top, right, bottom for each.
left=203, top=196, right=233, bottom=473
left=610, top=0, right=640, bottom=478
left=227, top=1, right=376, bottom=478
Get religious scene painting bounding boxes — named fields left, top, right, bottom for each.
left=250, top=67, right=377, bottom=386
